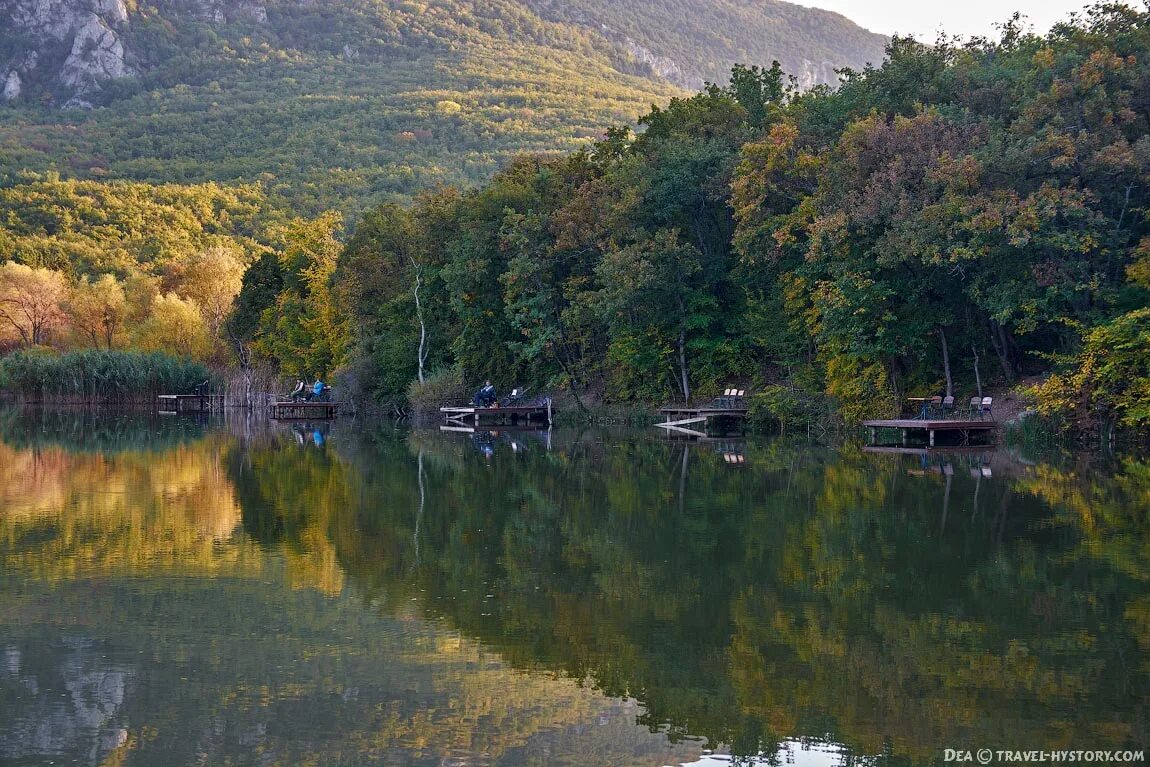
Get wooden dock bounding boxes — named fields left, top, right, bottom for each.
left=863, top=419, right=996, bottom=447
left=269, top=401, right=339, bottom=420
left=656, top=406, right=748, bottom=437
left=863, top=445, right=995, bottom=456
left=157, top=394, right=216, bottom=413
left=441, top=402, right=553, bottom=426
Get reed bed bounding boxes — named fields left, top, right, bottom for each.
left=0, top=349, right=212, bottom=404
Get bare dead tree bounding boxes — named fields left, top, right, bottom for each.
left=410, top=255, right=428, bottom=384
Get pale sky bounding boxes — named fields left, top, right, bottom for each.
left=799, top=0, right=1105, bottom=41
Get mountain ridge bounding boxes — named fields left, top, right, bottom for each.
left=0, top=0, right=888, bottom=211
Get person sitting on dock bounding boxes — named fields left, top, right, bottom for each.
left=289, top=379, right=306, bottom=402
left=309, top=377, right=327, bottom=402
left=473, top=380, right=497, bottom=408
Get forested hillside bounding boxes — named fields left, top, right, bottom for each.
left=524, top=0, right=888, bottom=89
left=0, top=176, right=271, bottom=360
left=232, top=6, right=1150, bottom=436
left=0, top=0, right=885, bottom=213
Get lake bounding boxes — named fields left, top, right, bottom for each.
left=0, top=409, right=1147, bottom=766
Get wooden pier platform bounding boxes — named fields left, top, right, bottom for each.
left=269, top=401, right=339, bottom=420
left=157, top=394, right=216, bottom=413
left=863, top=419, right=996, bottom=447
left=656, top=406, right=748, bottom=437
left=863, top=445, right=994, bottom=456
left=441, top=403, right=553, bottom=426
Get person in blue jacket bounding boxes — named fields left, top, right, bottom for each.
left=308, top=376, right=326, bottom=401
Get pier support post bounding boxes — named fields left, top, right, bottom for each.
left=929, top=429, right=936, bottom=447
left=901, top=429, right=908, bottom=445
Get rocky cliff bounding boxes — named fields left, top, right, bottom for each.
left=2, top=0, right=134, bottom=106
left=0, top=0, right=270, bottom=106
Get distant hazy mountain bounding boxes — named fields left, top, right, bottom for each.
left=523, top=0, right=889, bottom=90
left=0, top=0, right=886, bottom=210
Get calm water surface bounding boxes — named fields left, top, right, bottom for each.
left=0, top=410, right=1147, bottom=766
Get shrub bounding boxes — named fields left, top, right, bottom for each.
left=1025, top=309, right=1150, bottom=433
left=823, top=355, right=898, bottom=423
left=747, top=383, right=835, bottom=434
left=406, top=366, right=466, bottom=411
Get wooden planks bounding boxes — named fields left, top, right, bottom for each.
left=269, top=401, right=339, bottom=420
left=655, top=406, right=747, bottom=438
left=157, top=394, right=214, bottom=413
left=862, top=419, right=996, bottom=430
left=863, top=419, right=997, bottom=447
left=440, top=404, right=553, bottom=426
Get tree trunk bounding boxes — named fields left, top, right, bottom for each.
left=939, top=327, right=953, bottom=397
left=988, top=319, right=1014, bottom=382
left=971, top=343, right=983, bottom=398
left=226, top=321, right=254, bottom=410
left=553, top=348, right=588, bottom=414
left=677, top=327, right=690, bottom=403
left=410, top=257, right=427, bottom=384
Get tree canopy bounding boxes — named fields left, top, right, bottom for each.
left=327, top=6, right=1150, bottom=432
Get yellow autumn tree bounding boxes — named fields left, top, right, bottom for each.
left=133, top=293, right=212, bottom=359
left=65, top=274, right=129, bottom=349
left=0, top=261, right=68, bottom=347
left=167, top=246, right=248, bottom=338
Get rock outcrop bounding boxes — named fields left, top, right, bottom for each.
left=2, top=71, right=22, bottom=101
left=58, top=12, right=131, bottom=94
left=0, top=0, right=266, bottom=106
left=1, top=0, right=133, bottom=105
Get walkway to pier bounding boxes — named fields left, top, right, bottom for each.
left=656, top=406, right=748, bottom=437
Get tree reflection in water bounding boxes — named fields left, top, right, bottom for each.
left=1, top=413, right=1147, bottom=765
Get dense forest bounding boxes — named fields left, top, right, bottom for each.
left=230, top=5, right=1148, bottom=435
left=5, top=4, right=1150, bottom=435
left=0, top=0, right=883, bottom=214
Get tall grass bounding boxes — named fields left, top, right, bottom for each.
left=0, top=349, right=211, bottom=404
left=216, top=364, right=283, bottom=410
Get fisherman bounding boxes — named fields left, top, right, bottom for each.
left=473, top=380, right=496, bottom=408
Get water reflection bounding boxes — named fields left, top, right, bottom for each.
left=1, top=412, right=1148, bottom=766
